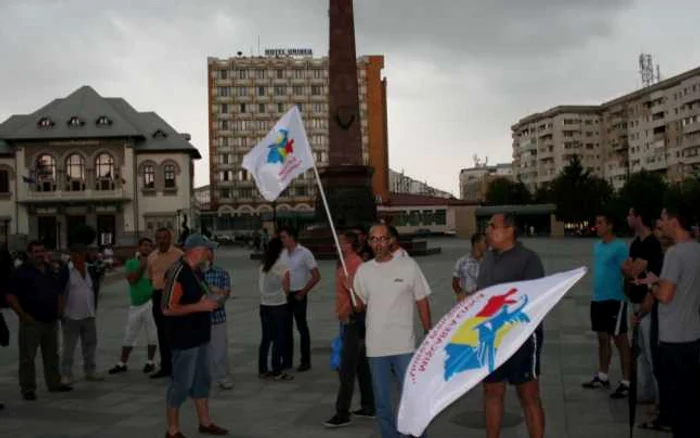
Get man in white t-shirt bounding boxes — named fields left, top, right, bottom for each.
left=354, top=224, right=432, bottom=438
left=279, top=226, right=320, bottom=372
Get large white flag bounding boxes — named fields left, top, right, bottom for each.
left=397, top=267, right=587, bottom=436
left=242, top=106, right=315, bottom=202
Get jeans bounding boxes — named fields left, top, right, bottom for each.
left=284, top=291, right=310, bottom=367
left=636, top=315, right=657, bottom=402
left=18, top=320, right=61, bottom=394
left=657, top=339, right=700, bottom=438
left=152, top=290, right=171, bottom=373
left=336, top=318, right=374, bottom=417
left=166, top=343, right=211, bottom=408
left=210, top=322, right=230, bottom=382
left=258, top=305, right=289, bottom=375
left=369, top=353, right=427, bottom=438
left=60, top=317, right=97, bottom=377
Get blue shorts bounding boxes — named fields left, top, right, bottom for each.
left=166, top=343, right=211, bottom=407
left=484, top=328, right=542, bottom=386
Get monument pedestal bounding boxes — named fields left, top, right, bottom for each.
left=315, top=165, right=377, bottom=229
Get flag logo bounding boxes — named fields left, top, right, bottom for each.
left=444, top=288, right=530, bottom=380
left=266, top=129, right=295, bottom=164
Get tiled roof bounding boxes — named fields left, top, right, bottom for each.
left=0, top=86, right=201, bottom=158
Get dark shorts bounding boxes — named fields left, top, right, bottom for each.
left=484, top=328, right=542, bottom=385
left=591, top=300, right=628, bottom=336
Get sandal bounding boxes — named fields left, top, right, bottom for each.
left=638, top=419, right=671, bottom=432
left=273, top=372, right=294, bottom=381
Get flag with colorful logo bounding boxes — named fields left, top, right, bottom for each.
left=242, top=106, right=315, bottom=202
left=397, top=267, right=587, bottom=436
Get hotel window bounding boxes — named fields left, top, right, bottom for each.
left=219, top=70, right=228, bottom=80
left=237, top=69, right=247, bottom=79
left=255, top=69, right=265, bottom=79
left=293, top=85, right=304, bottom=95
left=219, top=120, right=229, bottom=130
left=294, top=70, right=304, bottom=79
left=0, top=169, right=9, bottom=194
left=240, top=188, right=253, bottom=199
left=237, top=87, right=248, bottom=97
left=143, top=165, right=155, bottom=189
left=312, top=69, right=323, bottom=79
left=164, top=165, right=176, bottom=188
left=277, top=103, right=284, bottom=113
left=240, top=103, right=246, bottom=113
left=258, top=86, right=265, bottom=96
left=274, top=86, right=286, bottom=96
left=220, top=103, right=228, bottom=113
left=258, top=103, right=265, bottom=113
left=237, top=169, right=249, bottom=181
left=311, top=85, right=322, bottom=96
left=219, top=87, right=230, bottom=97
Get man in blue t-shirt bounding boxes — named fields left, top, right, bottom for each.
left=582, top=214, right=633, bottom=399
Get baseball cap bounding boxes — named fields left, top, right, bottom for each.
left=183, top=233, right=218, bottom=250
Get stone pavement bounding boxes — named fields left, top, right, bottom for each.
left=0, top=238, right=668, bottom=438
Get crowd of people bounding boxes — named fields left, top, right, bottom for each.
left=0, top=200, right=698, bottom=438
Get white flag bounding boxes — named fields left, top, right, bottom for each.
left=242, top=106, right=315, bottom=202
left=397, top=267, right=587, bottom=436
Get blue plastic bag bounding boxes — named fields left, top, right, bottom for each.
left=330, top=325, right=345, bottom=371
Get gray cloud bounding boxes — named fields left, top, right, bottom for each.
left=1, top=0, right=698, bottom=195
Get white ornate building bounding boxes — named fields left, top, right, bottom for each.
left=0, top=86, right=200, bottom=250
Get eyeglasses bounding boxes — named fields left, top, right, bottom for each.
left=368, top=236, right=391, bottom=243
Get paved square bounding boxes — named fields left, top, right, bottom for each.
left=0, top=238, right=667, bottom=437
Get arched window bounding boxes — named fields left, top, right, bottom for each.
left=95, top=153, right=115, bottom=190
left=143, top=164, right=155, bottom=189
left=36, top=154, right=56, bottom=180
left=65, top=154, right=85, bottom=180
left=65, top=154, right=85, bottom=191
left=164, top=164, right=176, bottom=188
left=35, top=154, right=56, bottom=192
left=95, top=153, right=114, bottom=179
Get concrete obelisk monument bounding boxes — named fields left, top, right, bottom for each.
left=316, top=0, right=377, bottom=228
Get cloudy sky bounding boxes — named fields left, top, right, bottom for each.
left=1, top=0, right=699, bottom=195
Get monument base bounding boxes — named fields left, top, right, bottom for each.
left=314, top=164, right=377, bottom=228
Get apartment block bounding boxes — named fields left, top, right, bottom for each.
left=206, top=54, right=388, bottom=228
left=512, top=65, right=700, bottom=191
left=459, top=163, right=513, bottom=202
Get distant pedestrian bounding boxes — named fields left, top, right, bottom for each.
left=324, top=230, right=375, bottom=429
left=279, top=226, right=320, bottom=372
left=108, top=238, right=158, bottom=375
left=60, top=244, right=104, bottom=384
left=451, top=232, right=486, bottom=302
left=352, top=225, right=374, bottom=261
left=257, top=237, right=294, bottom=381
left=388, top=226, right=407, bottom=258
left=582, top=214, right=632, bottom=399
left=6, top=241, right=72, bottom=400
left=162, top=234, right=228, bottom=437
left=477, top=213, right=545, bottom=438
left=147, top=228, right=183, bottom=379
left=353, top=224, right=432, bottom=438
left=204, top=250, right=234, bottom=390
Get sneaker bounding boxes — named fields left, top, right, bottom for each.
left=198, top=423, right=228, bottom=436
left=109, top=364, right=128, bottom=374
left=352, top=408, right=376, bottom=419
left=85, top=373, right=106, bottom=382
left=218, top=380, right=234, bottom=390
left=581, top=376, right=610, bottom=389
left=323, top=414, right=351, bottom=428
left=610, top=383, right=629, bottom=399
left=142, top=363, right=155, bottom=374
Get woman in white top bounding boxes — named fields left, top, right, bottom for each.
left=258, top=237, right=294, bottom=381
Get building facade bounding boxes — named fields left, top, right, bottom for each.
left=459, top=163, right=513, bottom=201
left=0, top=86, right=200, bottom=250
left=206, top=53, right=389, bottom=231
left=389, top=168, right=453, bottom=199
left=512, top=65, right=700, bottom=191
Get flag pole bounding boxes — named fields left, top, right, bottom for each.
left=308, top=158, right=358, bottom=308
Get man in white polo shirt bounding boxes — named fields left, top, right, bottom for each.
left=354, top=223, right=432, bottom=438
left=279, top=226, right=320, bottom=372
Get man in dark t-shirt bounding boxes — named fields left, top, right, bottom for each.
left=624, top=208, right=667, bottom=427
left=477, top=213, right=546, bottom=438
left=161, top=234, right=227, bottom=437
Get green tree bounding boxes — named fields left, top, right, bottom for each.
left=533, top=182, right=552, bottom=204
left=550, top=155, right=613, bottom=225
left=485, top=177, right=532, bottom=205
left=618, top=170, right=667, bottom=225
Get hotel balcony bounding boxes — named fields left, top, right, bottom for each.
left=20, top=186, right=130, bottom=204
